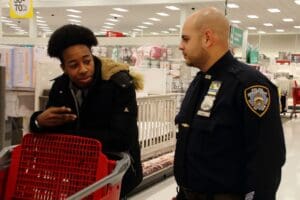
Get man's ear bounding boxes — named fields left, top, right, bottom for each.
left=202, top=28, right=214, bottom=48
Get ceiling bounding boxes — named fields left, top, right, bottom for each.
left=1, top=0, right=300, bottom=37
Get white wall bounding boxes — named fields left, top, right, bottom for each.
left=248, top=34, right=300, bottom=58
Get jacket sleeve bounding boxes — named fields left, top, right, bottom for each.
left=240, top=82, right=286, bottom=200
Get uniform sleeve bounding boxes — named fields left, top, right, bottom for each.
left=240, top=82, right=286, bottom=200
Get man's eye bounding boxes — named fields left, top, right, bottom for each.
left=83, top=60, right=91, bottom=65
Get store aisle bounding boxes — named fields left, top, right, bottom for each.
left=129, top=118, right=300, bottom=200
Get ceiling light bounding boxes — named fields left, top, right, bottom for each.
left=161, top=31, right=170, bottom=34
left=104, top=22, right=115, bottom=26
left=176, top=25, right=181, bottom=28
left=258, top=31, right=266, bottom=34
left=283, top=18, right=294, bottom=22
left=1, top=19, right=12, bottom=23
left=66, top=9, right=82, bottom=13
left=166, top=6, right=180, bottom=10
left=168, top=28, right=177, bottom=31
left=143, top=22, right=153, bottom=25
left=107, top=18, right=119, bottom=22
left=110, top=13, right=123, bottom=18
left=67, top=14, right=81, bottom=18
left=68, top=19, right=81, bottom=23
left=156, top=12, right=169, bottom=16
left=151, top=32, right=159, bottom=35
left=102, top=26, right=113, bottom=29
left=36, top=19, right=46, bottom=23
left=276, top=29, right=284, bottom=32
left=113, top=8, right=128, bottom=12
left=247, top=15, right=259, bottom=19
left=36, top=16, right=43, bottom=19
left=133, top=28, right=143, bottom=32
left=295, top=0, right=300, bottom=5
left=149, top=17, right=160, bottom=21
left=294, top=26, right=300, bottom=29
left=263, top=23, right=273, bottom=27
left=137, top=25, right=148, bottom=29
left=267, top=8, right=280, bottom=13
left=227, top=3, right=239, bottom=8
left=247, top=27, right=257, bottom=30
left=231, top=20, right=241, bottom=24
left=37, top=23, right=49, bottom=27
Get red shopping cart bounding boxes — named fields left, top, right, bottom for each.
left=0, top=133, right=130, bottom=200
left=290, top=81, right=300, bottom=118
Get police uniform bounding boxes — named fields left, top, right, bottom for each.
left=174, top=51, right=286, bottom=200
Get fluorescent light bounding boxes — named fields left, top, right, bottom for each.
left=68, top=19, right=81, bottom=23
left=66, top=9, right=82, bottom=13
left=104, top=22, right=115, bottom=26
left=133, top=28, right=143, bottom=32
left=36, top=19, right=46, bottom=23
left=263, top=23, right=273, bottom=27
left=113, top=8, right=128, bottom=12
left=247, top=27, right=257, bottom=30
left=276, top=29, right=284, bottom=32
left=283, top=18, right=294, bottom=22
left=295, top=0, right=300, bottom=5
left=231, top=20, right=241, bottom=24
left=37, top=23, right=49, bottom=27
left=176, top=25, right=181, bottom=28
left=1, top=19, right=12, bottom=23
left=110, top=13, right=123, bottom=18
left=149, top=17, right=161, bottom=21
left=227, top=3, right=239, bottom=8
left=137, top=25, right=148, bottom=29
left=267, top=8, right=280, bottom=13
left=258, top=31, right=266, bottom=34
left=151, top=32, right=159, bottom=35
left=168, top=28, right=177, bottom=31
left=156, top=12, right=169, bottom=17
left=36, top=16, right=43, bottom=19
left=67, top=14, right=81, bottom=18
left=294, top=26, right=300, bottom=29
left=247, top=15, right=259, bottom=19
left=166, top=6, right=180, bottom=10
left=143, top=22, right=153, bottom=25
left=106, top=18, right=119, bottom=22
left=161, top=31, right=170, bottom=34
left=102, top=26, right=113, bottom=29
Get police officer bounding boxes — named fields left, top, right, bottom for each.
left=173, top=7, right=286, bottom=200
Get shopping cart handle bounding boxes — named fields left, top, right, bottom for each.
left=67, top=152, right=131, bottom=200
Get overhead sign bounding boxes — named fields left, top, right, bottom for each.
left=230, top=26, right=243, bottom=47
left=9, top=0, right=33, bottom=19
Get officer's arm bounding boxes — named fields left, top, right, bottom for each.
left=241, top=83, right=286, bottom=200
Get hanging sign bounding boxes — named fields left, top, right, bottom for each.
left=230, top=26, right=243, bottom=47
left=9, top=0, right=33, bottom=19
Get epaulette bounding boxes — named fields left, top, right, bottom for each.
left=110, top=71, right=133, bottom=88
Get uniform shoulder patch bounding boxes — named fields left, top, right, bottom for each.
left=244, top=85, right=270, bottom=117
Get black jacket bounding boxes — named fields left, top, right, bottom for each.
left=174, top=51, right=286, bottom=200
left=30, top=56, right=142, bottom=197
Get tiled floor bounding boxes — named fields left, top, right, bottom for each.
left=129, top=117, right=300, bottom=200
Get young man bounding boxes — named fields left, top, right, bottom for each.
left=29, top=24, right=143, bottom=199
left=174, top=7, right=286, bottom=200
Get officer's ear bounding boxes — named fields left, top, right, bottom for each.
left=201, top=28, right=214, bottom=48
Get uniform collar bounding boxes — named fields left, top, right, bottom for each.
left=204, top=51, right=235, bottom=77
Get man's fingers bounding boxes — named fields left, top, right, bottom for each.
left=50, top=106, right=72, bottom=114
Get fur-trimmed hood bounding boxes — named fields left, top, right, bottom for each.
left=100, top=57, right=144, bottom=90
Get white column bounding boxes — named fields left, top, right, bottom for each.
left=29, top=10, right=37, bottom=38
left=179, top=5, right=189, bottom=37
left=242, top=30, right=248, bottom=61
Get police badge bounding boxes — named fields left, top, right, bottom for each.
left=244, top=85, right=270, bottom=117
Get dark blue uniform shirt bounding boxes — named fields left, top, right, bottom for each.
left=174, top=51, right=286, bottom=200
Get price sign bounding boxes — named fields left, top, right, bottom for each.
left=10, top=0, right=33, bottom=19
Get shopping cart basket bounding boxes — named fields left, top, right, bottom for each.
left=0, top=133, right=130, bottom=200
left=290, top=81, right=300, bottom=118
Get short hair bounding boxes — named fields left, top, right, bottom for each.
left=47, top=24, right=98, bottom=62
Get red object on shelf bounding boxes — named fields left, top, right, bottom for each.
left=276, top=60, right=291, bottom=65
left=291, top=81, right=300, bottom=118
left=1, top=133, right=120, bottom=200
left=106, top=31, right=124, bottom=37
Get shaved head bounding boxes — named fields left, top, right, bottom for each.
left=188, top=7, right=230, bottom=43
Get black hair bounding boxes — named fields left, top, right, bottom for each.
left=47, top=24, right=98, bottom=62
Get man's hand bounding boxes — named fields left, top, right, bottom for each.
left=36, top=106, right=77, bottom=128
left=101, top=57, right=129, bottom=80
